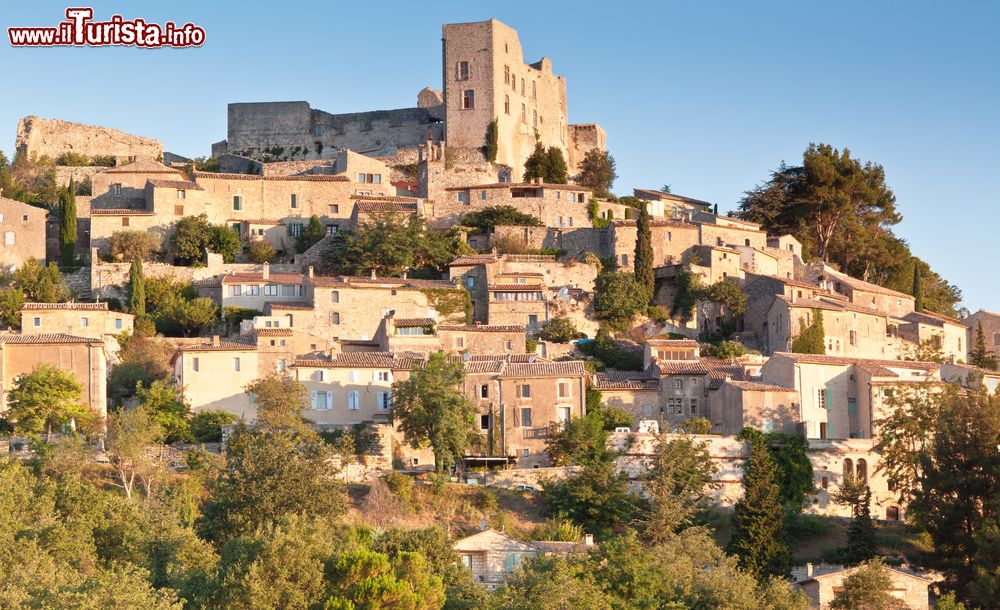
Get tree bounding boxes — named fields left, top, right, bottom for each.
left=207, top=224, right=241, bottom=263
left=484, top=119, right=499, bottom=162
left=702, top=340, right=750, bottom=359
left=728, top=438, right=792, bottom=579
left=970, top=321, right=998, bottom=370
left=157, top=296, right=217, bottom=337
left=13, top=259, right=71, bottom=302
left=247, top=239, right=276, bottom=263
left=297, top=215, right=325, bottom=253
left=0, top=285, right=25, bottom=328
left=912, top=261, right=923, bottom=311
left=135, top=380, right=191, bottom=444
left=593, top=272, right=648, bottom=329
left=190, top=409, right=237, bottom=443
left=542, top=459, right=645, bottom=539
left=885, top=256, right=962, bottom=317
left=58, top=182, right=78, bottom=264
left=6, top=364, right=91, bottom=442
left=106, top=406, right=164, bottom=499
left=491, top=555, right=613, bottom=610
left=834, top=473, right=878, bottom=564
left=391, top=352, right=475, bottom=473
left=546, top=403, right=629, bottom=467
left=461, top=206, right=543, bottom=233
left=168, top=215, right=212, bottom=265
left=634, top=203, right=654, bottom=303
left=129, top=255, right=146, bottom=317
left=325, top=213, right=465, bottom=277
left=109, top=230, right=160, bottom=262
left=522, top=143, right=566, bottom=183
left=645, top=435, right=718, bottom=540
left=791, top=309, right=825, bottom=354
left=537, top=317, right=583, bottom=343
left=829, top=559, right=910, bottom=610
left=670, top=267, right=703, bottom=323
left=577, top=149, right=617, bottom=197
left=545, top=147, right=568, bottom=184
left=326, top=548, right=446, bottom=609
left=109, top=336, right=175, bottom=404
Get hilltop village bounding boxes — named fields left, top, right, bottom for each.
left=0, top=18, right=995, bottom=610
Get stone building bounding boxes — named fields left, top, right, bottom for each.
left=711, top=380, right=801, bottom=436
left=453, top=528, right=593, bottom=590
left=441, top=19, right=604, bottom=174
left=0, top=333, right=108, bottom=420
left=962, top=309, right=1000, bottom=361
left=762, top=293, right=894, bottom=359
left=632, top=188, right=712, bottom=219
left=0, top=196, right=47, bottom=270
left=896, top=309, right=968, bottom=363
left=219, top=267, right=305, bottom=311
left=436, top=323, right=526, bottom=355
left=608, top=218, right=700, bottom=272
left=15, top=116, right=162, bottom=164
left=19, top=302, right=133, bottom=361
left=90, top=158, right=184, bottom=211
left=805, top=264, right=915, bottom=319
left=793, top=563, right=932, bottom=609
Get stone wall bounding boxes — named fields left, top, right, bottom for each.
left=54, top=165, right=108, bottom=188
left=567, top=124, right=606, bottom=174
left=481, top=465, right=580, bottom=491
left=16, top=116, right=161, bottom=162
left=491, top=225, right=608, bottom=259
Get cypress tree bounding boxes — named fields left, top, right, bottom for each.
left=729, top=439, right=792, bottom=579
left=971, top=321, right=998, bottom=370
left=634, top=204, right=654, bottom=303
left=544, top=147, right=568, bottom=184
left=522, top=142, right=549, bottom=182
left=58, top=181, right=78, bottom=265
left=128, top=255, right=146, bottom=318
left=484, top=119, right=499, bottom=162
left=791, top=309, right=826, bottom=354
left=912, top=262, right=923, bottom=311
left=844, top=486, right=878, bottom=565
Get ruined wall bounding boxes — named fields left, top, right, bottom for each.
left=16, top=116, right=161, bottom=162
left=567, top=124, right=606, bottom=174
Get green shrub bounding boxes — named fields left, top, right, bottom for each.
left=190, top=409, right=237, bottom=443
left=384, top=471, right=414, bottom=505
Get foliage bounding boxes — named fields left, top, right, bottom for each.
left=325, top=548, right=446, bottom=609
left=836, top=479, right=878, bottom=565
left=546, top=405, right=622, bottom=467
left=142, top=275, right=216, bottom=337
left=577, top=330, right=643, bottom=370
left=587, top=198, right=609, bottom=228
left=645, top=435, right=718, bottom=540
left=6, top=364, right=92, bottom=442
left=129, top=256, right=146, bottom=317
left=135, top=380, right=191, bottom=444
left=484, top=119, right=499, bottom=162
left=634, top=203, right=654, bottom=303
left=0, top=285, right=25, bottom=328
left=739, top=428, right=815, bottom=511
left=167, top=214, right=239, bottom=265
left=420, top=288, right=472, bottom=324
left=884, top=255, right=962, bottom=317
left=970, top=321, right=998, bottom=370
left=728, top=438, right=792, bottom=579
left=13, top=259, right=72, bottom=302
left=2, top=151, right=59, bottom=206
left=522, top=142, right=568, bottom=184
left=576, top=149, right=617, bottom=198
left=109, top=336, right=174, bottom=404
left=537, top=317, right=583, bottom=343
left=703, top=340, right=750, bottom=358
left=110, top=230, right=160, bottom=262
left=207, top=224, right=241, bottom=263
left=189, top=409, right=237, bottom=443
left=593, top=272, right=648, bottom=329
left=791, top=309, right=825, bottom=354
left=325, top=213, right=466, bottom=277
left=542, top=459, right=645, bottom=539
left=683, top=417, right=713, bottom=434
left=829, top=559, right=910, bottom=610
left=461, top=205, right=543, bottom=233
left=58, top=182, right=78, bottom=264
left=105, top=406, right=164, bottom=499
left=247, top=239, right=276, bottom=263
left=391, top=352, right=476, bottom=473
left=297, top=214, right=325, bottom=253
left=912, top=261, right=923, bottom=311
left=670, top=267, right=702, bottom=323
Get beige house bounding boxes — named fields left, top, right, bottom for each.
left=0, top=333, right=108, bottom=420
left=763, top=294, right=893, bottom=359
left=711, top=380, right=801, bottom=436
left=20, top=302, right=133, bottom=338
left=0, top=197, right=47, bottom=270
left=806, top=264, right=915, bottom=319
left=793, top=563, right=932, bottom=609
left=963, top=310, right=1000, bottom=359
left=897, top=309, right=968, bottom=362
left=220, top=266, right=305, bottom=311
left=609, top=218, right=700, bottom=272
left=453, top=528, right=593, bottom=590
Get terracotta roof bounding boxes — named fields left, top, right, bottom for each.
left=772, top=352, right=940, bottom=375
left=693, top=220, right=765, bottom=234
left=228, top=218, right=284, bottom=225
left=221, top=272, right=303, bottom=285
left=20, top=302, right=108, bottom=311
left=446, top=182, right=591, bottom=192
left=497, top=272, right=544, bottom=278
left=265, top=301, right=313, bottom=311
left=355, top=201, right=419, bottom=214
left=613, top=219, right=696, bottom=229
left=745, top=273, right=825, bottom=291
left=293, top=351, right=421, bottom=370
left=725, top=380, right=795, bottom=392
left=0, top=333, right=102, bottom=345
left=647, top=338, right=699, bottom=348
left=90, top=208, right=155, bottom=216
left=463, top=359, right=506, bottom=374
left=488, top=284, right=545, bottom=292
left=501, top=360, right=587, bottom=378
left=450, top=255, right=499, bottom=266
left=179, top=338, right=257, bottom=352
left=148, top=179, right=203, bottom=190
left=393, top=318, right=436, bottom=328
left=193, top=171, right=349, bottom=182
left=702, top=358, right=748, bottom=389
left=309, top=275, right=456, bottom=290
left=633, top=189, right=712, bottom=207
left=253, top=327, right=294, bottom=336
left=350, top=194, right=419, bottom=203
left=104, top=159, right=181, bottom=175
left=775, top=295, right=887, bottom=318
left=467, top=354, right=547, bottom=363
left=438, top=324, right=525, bottom=333
left=820, top=266, right=914, bottom=300
left=657, top=360, right=710, bottom=376
left=904, top=309, right=963, bottom=327
left=594, top=370, right=660, bottom=390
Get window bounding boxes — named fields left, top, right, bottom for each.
left=557, top=406, right=571, bottom=426
left=532, top=109, right=537, bottom=128
left=665, top=231, right=672, bottom=241
left=461, top=554, right=472, bottom=568
left=264, top=284, right=277, bottom=296
left=313, top=125, right=322, bottom=137
left=378, top=391, right=392, bottom=410
left=174, top=205, right=184, bottom=215
left=849, top=330, right=857, bottom=346
left=3, top=231, right=14, bottom=245
left=520, top=77, right=525, bottom=94
left=348, top=390, right=360, bottom=410
left=504, top=94, right=510, bottom=115
left=673, top=378, right=683, bottom=389
left=246, top=285, right=260, bottom=296
left=289, top=223, right=303, bottom=237
left=518, top=384, right=531, bottom=399
left=331, top=290, right=340, bottom=303
left=668, top=398, right=683, bottom=414
left=111, top=183, right=122, bottom=195
left=480, top=190, right=487, bottom=201
left=527, top=314, right=538, bottom=329
left=504, top=340, right=513, bottom=351
left=480, top=414, right=491, bottom=430
left=480, top=384, right=489, bottom=399
left=620, top=254, right=628, bottom=266
left=520, top=408, right=532, bottom=427
left=532, top=80, right=536, bottom=98
left=121, top=217, right=129, bottom=227
left=115, top=318, right=123, bottom=329
left=558, top=381, right=570, bottom=399
left=311, top=390, right=332, bottom=410
left=462, top=89, right=475, bottom=109
left=32, top=316, right=40, bottom=327
left=80, top=317, right=89, bottom=328
left=326, top=224, right=338, bottom=236
left=281, top=285, right=298, bottom=297
left=689, top=398, right=699, bottom=415
left=290, top=194, right=298, bottom=208
left=522, top=448, right=530, bottom=457
left=228, top=285, right=242, bottom=297
left=329, top=204, right=340, bottom=214
left=457, top=191, right=468, bottom=203
left=821, top=476, right=829, bottom=490
left=504, top=65, right=510, bottom=83
left=233, top=195, right=242, bottom=211
left=521, top=104, right=526, bottom=123
left=177, top=189, right=186, bottom=200
left=349, top=370, right=360, bottom=383
left=375, top=371, right=391, bottom=382
left=277, top=359, right=286, bottom=372
left=233, top=357, right=241, bottom=372
left=817, top=388, right=827, bottom=409
left=465, top=277, right=475, bottom=288
left=455, top=336, right=465, bottom=349
left=458, top=61, right=470, bottom=80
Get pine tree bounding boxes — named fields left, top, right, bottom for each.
left=522, top=142, right=549, bottom=182
left=128, top=255, right=146, bottom=318
left=58, top=181, right=78, bottom=265
left=544, top=147, right=568, bottom=184
left=844, top=486, right=878, bottom=564
left=728, top=439, right=792, bottom=579
left=912, top=262, right=923, bottom=311
left=970, top=321, right=998, bottom=370
left=634, top=204, right=654, bottom=303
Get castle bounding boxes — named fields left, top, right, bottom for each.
left=213, top=19, right=605, bottom=176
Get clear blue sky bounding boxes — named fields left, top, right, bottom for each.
left=2, top=1, right=997, bottom=312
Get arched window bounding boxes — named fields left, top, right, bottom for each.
left=843, top=458, right=854, bottom=480
left=857, top=458, right=868, bottom=482
left=886, top=506, right=900, bottom=521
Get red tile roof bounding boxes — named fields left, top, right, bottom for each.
left=438, top=324, right=525, bottom=333
left=178, top=338, right=257, bottom=352
left=148, top=179, right=203, bottom=190
left=772, top=352, right=940, bottom=375
left=0, top=333, right=102, bottom=345
left=309, top=275, right=456, bottom=290
left=355, top=201, right=419, bottom=214
left=445, top=182, right=591, bottom=192
left=194, top=171, right=349, bottom=182
left=488, top=284, right=545, bottom=292
left=820, top=266, right=914, bottom=300
left=647, top=338, right=699, bottom=348
left=221, top=272, right=303, bottom=285
left=90, top=208, right=155, bottom=216
left=501, top=360, right=587, bottom=378
left=253, top=327, right=294, bottom=336
left=450, top=255, right=499, bottom=266
left=104, top=159, right=181, bottom=175
left=393, top=318, right=436, bottom=328
left=594, top=370, right=660, bottom=390
left=20, top=302, right=109, bottom=311
left=265, top=301, right=314, bottom=311
left=657, top=361, right=710, bottom=376
left=293, top=351, right=422, bottom=370
left=351, top=194, right=419, bottom=203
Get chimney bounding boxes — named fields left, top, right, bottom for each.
left=262, top=262, right=270, bottom=280
left=370, top=269, right=377, bottom=280
left=211, top=335, right=220, bottom=347
left=583, top=533, right=594, bottom=546
left=806, top=562, right=813, bottom=578
left=308, top=266, right=314, bottom=279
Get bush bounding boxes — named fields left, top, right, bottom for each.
left=578, top=331, right=642, bottom=371
left=702, top=340, right=750, bottom=359
left=384, top=471, right=414, bottom=505
left=594, top=272, right=647, bottom=329
left=537, top=317, right=584, bottom=343
left=190, top=410, right=237, bottom=443
left=247, top=239, right=275, bottom=263
left=462, top=206, right=543, bottom=233
left=492, top=234, right=533, bottom=255
left=109, top=230, right=160, bottom=262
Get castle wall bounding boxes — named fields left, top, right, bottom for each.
left=16, top=116, right=161, bottom=162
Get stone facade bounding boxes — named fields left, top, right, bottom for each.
left=794, top=564, right=931, bottom=609
left=0, top=197, right=47, bottom=270
left=963, top=309, right=1000, bottom=356
left=712, top=380, right=801, bottom=436
left=16, top=116, right=161, bottom=163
